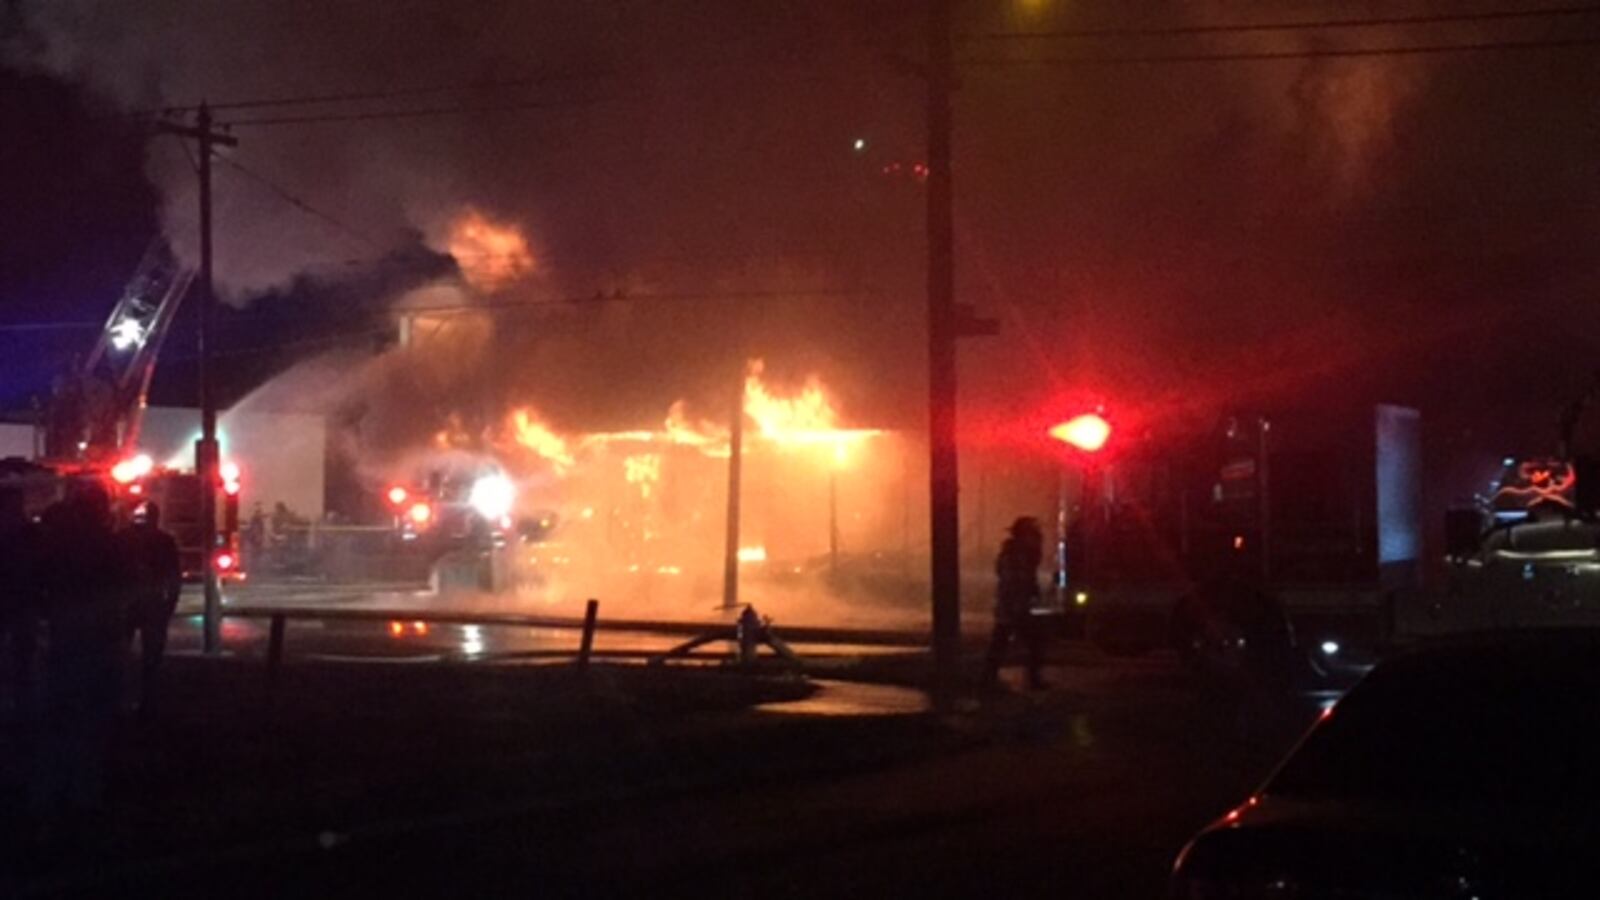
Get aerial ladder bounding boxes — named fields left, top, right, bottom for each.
left=43, top=241, right=193, bottom=466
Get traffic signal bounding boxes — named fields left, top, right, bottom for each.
left=1050, top=412, right=1112, bottom=453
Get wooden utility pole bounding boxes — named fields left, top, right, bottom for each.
left=925, top=0, right=999, bottom=711
left=159, top=103, right=236, bottom=654
left=722, top=362, right=746, bottom=611
left=926, top=0, right=960, bottom=711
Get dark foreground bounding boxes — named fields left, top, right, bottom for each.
left=2, top=651, right=1317, bottom=898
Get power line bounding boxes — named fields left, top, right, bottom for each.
left=960, top=34, right=1600, bottom=66
left=161, top=327, right=393, bottom=363
left=146, top=68, right=616, bottom=115
left=215, top=154, right=382, bottom=248
left=399, top=288, right=882, bottom=315
left=137, top=54, right=844, bottom=123
left=0, top=321, right=101, bottom=333
left=222, top=94, right=614, bottom=127
left=969, top=4, right=1600, bottom=41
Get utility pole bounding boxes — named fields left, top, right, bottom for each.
left=828, top=464, right=840, bottom=574
left=926, top=0, right=961, bottom=712
left=722, top=360, right=746, bottom=611
left=925, top=0, right=999, bottom=711
left=159, top=104, right=236, bottom=654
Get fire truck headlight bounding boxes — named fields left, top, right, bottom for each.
left=468, top=474, right=516, bottom=520
left=111, top=453, right=154, bottom=484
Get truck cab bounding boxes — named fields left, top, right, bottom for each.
left=1439, top=457, right=1600, bottom=631
left=1072, top=405, right=1420, bottom=688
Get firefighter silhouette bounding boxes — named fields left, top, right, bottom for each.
left=983, top=516, right=1047, bottom=691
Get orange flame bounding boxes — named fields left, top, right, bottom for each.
left=662, top=400, right=729, bottom=456
left=509, top=408, right=574, bottom=471
left=448, top=209, right=534, bottom=292
left=623, top=453, right=662, bottom=498
left=478, top=362, right=873, bottom=484
left=742, top=359, right=878, bottom=462
left=433, top=412, right=474, bottom=450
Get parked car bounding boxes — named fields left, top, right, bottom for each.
left=1171, top=631, right=1600, bottom=898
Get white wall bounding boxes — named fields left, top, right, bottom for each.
left=0, top=423, right=35, bottom=459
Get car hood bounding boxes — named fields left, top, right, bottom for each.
left=1174, top=795, right=1596, bottom=897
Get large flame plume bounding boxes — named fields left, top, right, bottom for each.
left=491, top=359, right=878, bottom=475
left=447, top=208, right=535, bottom=292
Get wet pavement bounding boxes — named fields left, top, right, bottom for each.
left=170, top=579, right=930, bottom=665
left=756, top=679, right=930, bottom=717
left=5, top=580, right=1329, bottom=897
left=10, top=650, right=1320, bottom=899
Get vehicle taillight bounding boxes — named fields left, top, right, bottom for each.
left=215, top=552, right=236, bottom=572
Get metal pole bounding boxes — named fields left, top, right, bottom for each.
left=577, top=598, right=600, bottom=670
left=927, top=0, right=961, bottom=712
left=267, top=613, right=286, bottom=684
left=1258, top=417, right=1271, bottom=585
left=197, top=103, right=222, bottom=655
left=829, top=467, right=839, bottom=574
left=722, top=363, right=745, bottom=611
left=1056, top=464, right=1069, bottom=607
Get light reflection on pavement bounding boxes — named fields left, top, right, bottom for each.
left=756, top=679, right=930, bottom=716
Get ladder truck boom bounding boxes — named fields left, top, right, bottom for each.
left=44, top=241, right=193, bottom=464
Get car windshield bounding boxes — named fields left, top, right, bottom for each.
left=1268, top=644, right=1600, bottom=814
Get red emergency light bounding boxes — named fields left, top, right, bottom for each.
left=387, top=485, right=409, bottom=506
left=408, top=502, right=433, bottom=525
left=215, top=551, right=236, bottom=572
left=1049, top=412, right=1112, bottom=453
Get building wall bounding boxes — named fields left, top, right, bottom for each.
left=0, top=423, right=36, bottom=459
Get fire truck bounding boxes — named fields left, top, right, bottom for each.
left=3, top=243, right=243, bottom=580
left=1068, top=404, right=1421, bottom=686
left=1434, top=386, right=1600, bottom=631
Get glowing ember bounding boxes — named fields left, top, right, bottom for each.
left=447, top=208, right=534, bottom=292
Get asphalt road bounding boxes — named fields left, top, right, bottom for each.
left=135, top=631, right=1319, bottom=898
left=171, top=662, right=1314, bottom=900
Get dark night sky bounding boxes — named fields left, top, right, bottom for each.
left=3, top=1, right=1599, bottom=487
